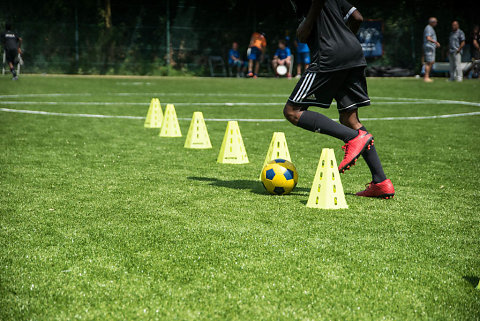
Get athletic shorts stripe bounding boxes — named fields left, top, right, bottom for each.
left=299, top=73, right=316, bottom=101
left=338, top=99, right=371, bottom=111
left=292, top=73, right=313, bottom=101
left=288, top=66, right=370, bottom=112
left=293, top=72, right=315, bottom=102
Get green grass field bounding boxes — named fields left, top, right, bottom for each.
left=1, top=75, right=479, bottom=320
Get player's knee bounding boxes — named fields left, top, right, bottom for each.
left=283, top=104, right=301, bottom=125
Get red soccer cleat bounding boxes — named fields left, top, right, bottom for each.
left=338, top=130, right=373, bottom=173
left=356, top=179, right=395, bottom=199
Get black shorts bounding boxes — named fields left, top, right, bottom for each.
left=288, top=66, right=370, bottom=112
left=5, top=49, right=18, bottom=64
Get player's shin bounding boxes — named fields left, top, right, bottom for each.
left=297, top=110, right=358, bottom=142
left=359, top=126, right=387, bottom=183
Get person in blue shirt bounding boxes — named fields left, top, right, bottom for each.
left=272, top=39, right=292, bottom=78
left=294, top=39, right=310, bottom=78
left=228, top=42, right=246, bottom=77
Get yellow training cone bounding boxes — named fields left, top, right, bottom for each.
left=306, top=148, right=348, bottom=209
left=184, top=112, right=212, bottom=149
left=144, top=98, right=163, bottom=128
left=259, top=132, right=291, bottom=179
left=159, top=104, right=182, bottom=137
left=217, top=121, right=249, bottom=164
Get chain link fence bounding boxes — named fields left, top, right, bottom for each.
left=1, top=1, right=477, bottom=76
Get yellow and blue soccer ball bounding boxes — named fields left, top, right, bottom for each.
left=261, top=159, right=298, bottom=195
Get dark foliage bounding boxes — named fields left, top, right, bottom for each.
left=1, top=0, right=476, bottom=75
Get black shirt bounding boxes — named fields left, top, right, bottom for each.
left=307, top=0, right=366, bottom=72
left=1, top=30, right=20, bottom=51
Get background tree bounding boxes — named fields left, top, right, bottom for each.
left=1, top=0, right=476, bottom=75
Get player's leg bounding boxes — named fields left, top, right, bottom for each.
left=247, top=59, right=254, bottom=77
left=6, top=51, right=17, bottom=79
left=286, top=69, right=377, bottom=184
left=254, top=60, right=260, bottom=78
left=296, top=57, right=302, bottom=77
left=284, top=102, right=358, bottom=141
left=234, top=61, right=241, bottom=77
left=449, top=53, right=455, bottom=81
left=424, top=47, right=435, bottom=82
left=272, top=58, right=278, bottom=68
left=272, top=58, right=278, bottom=76
left=9, top=61, right=16, bottom=78
left=455, top=53, right=463, bottom=81
left=474, top=59, right=480, bottom=78
left=424, top=62, right=432, bottom=81
left=284, top=70, right=360, bottom=142
left=339, top=109, right=387, bottom=184
left=336, top=67, right=394, bottom=198
left=247, top=47, right=254, bottom=77
left=284, top=102, right=373, bottom=176
left=237, top=61, right=243, bottom=76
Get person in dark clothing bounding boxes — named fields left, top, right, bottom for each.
left=472, top=25, right=480, bottom=60
left=470, top=25, right=480, bottom=78
left=285, top=0, right=394, bottom=199
left=1, top=23, right=22, bottom=80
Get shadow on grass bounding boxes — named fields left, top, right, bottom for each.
left=188, top=176, right=309, bottom=196
left=463, top=276, right=480, bottom=288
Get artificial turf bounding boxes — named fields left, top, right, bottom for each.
left=1, top=75, right=479, bottom=320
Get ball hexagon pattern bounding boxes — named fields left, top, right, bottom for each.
left=261, top=162, right=298, bottom=195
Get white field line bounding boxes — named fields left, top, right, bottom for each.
left=2, top=108, right=480, bottom=122
left=0, top=92, right=287, bottom=98
left=362, top=111, right=480, bottom=120
left=1, top=100, right=480, bottom=107
left=0, top=101, right=146, bottom=106
left=1, top=95, right=479, bottom=121
left=0, top=93, right=92, bottom=98
left=0, top=101, right=281, bottom=106
left=0, top=108, right=144, bottom=119
left=1, top=92, right=479, bottom=105
left=0, top=108, right=282, bottom=122
left=371, top=96, right=480, bottom=107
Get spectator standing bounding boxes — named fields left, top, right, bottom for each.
left=247, top=32, right=267, bottom=78
left=228, top=42, right=246, bottom=77
left=423, top=17, right=440, bottom=83
left=448, top=21, right=466, bottom=82
left=295, top=39, right=310, bottom=78
left=472, top=25, right=480, bottom=60
left=1, top=23, right=22, bottom=80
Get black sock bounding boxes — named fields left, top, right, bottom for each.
left=360, top=126, right=387, bottom=183
left=297, top=110, right=358, bottom=142
left=10, top=68, right=16, bottom=77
